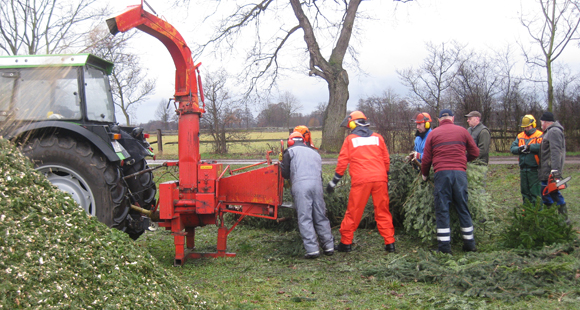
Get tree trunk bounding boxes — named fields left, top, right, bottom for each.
left=123, top=110, right=131, bottom=126
left=547, top=60, right=554, bottom=112
left=320, top=69, right=349, bottom=152
left=288, top=0, right=360, bottom=152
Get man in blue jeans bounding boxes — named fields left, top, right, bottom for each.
left=421, top=109, right=480, bottom=254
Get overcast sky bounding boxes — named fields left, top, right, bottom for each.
left=108, top=0, right=580, bottom=124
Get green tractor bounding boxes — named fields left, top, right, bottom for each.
left=0, top=54, right=156, bottom=239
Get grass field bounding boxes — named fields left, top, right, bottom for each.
left=138, top=163, right=580, bottom=309
left=149, top=131, right=325, bottom=159
left=149, top=131, right=580, bottom=160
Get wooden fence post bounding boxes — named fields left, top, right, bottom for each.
left=157, top=129, right=163, bottom=153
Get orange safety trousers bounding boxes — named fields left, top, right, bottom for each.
left=339, top=181, right=395, bottom=245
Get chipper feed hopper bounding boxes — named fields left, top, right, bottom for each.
left=107, top=3, right=284, bottom=266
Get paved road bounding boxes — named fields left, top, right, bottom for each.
left=148, top=156, right=580, bottom=166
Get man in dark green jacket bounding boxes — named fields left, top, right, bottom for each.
left=510, top=115, right=543, bottom=204
left=465, top=111, right=491, bottom=165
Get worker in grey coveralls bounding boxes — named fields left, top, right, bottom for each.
left=281, top=131, right=334, bottom=259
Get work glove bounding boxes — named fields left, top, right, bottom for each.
left=278, top=152, right=283, bottom=161
left=518, top=144, right=529, bottom=154
left=326, top=173, right=343, bottom=194
left=551, top=170, right=562, bottom=181
left=422, top=175, right=428, bottom=182
left=407, top=151, right=420, bottom=162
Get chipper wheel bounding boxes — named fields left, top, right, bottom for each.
left=20, top=135, right=131, bottom=232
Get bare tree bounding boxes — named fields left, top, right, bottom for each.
left=493, top=46, right=528, bottom=131
left=450, top=51, right=501, bottom=124
left=201, top=69, right=247, bottom=154
left=0, top=0, right=106, bottom=55
left=256, top=102, right=288, bottom=127
left=356, top=89, right=415, bottom=153
left=277, top=91, right=303, bottom=129
left=306, top=102, right=327, bottom=127
left=397, top=41, right=465, bottom=116
left=84, top=26, right=156, bottom=125
left=189, top=0, right=410, bottom=152
left=553, top=65, right=580, bottom=148
left=520, top=0, right=580, bottom=111
left=155, top=99, right=177, bottom=130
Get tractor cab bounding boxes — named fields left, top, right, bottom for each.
left=0, top=54, right=115, bottom=125
left=0, top=54, right=157, bottom=240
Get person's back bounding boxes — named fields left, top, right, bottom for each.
left=285, top=141, right=322, bottom=183
left=422, top=119, right=478, bottom=173
left=336, top=126, right=389, bottom=186
left=281, top=133, right=333, bottom=259
left=328, top=111, right=395, bottom=253
left=420, top=109, right=479, bottom=254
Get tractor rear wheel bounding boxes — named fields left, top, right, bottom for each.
left=21, top=135, right=131, bottom=231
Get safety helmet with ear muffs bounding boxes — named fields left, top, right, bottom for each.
left=521, top=114, right=536, bottom=128
left=287, top=131, right=304, bottom=146
left=294, top=125, right=310, bottom=141
left=340, top=110, right=367, bottom=129
left=414, top=112, right=432, bottom=129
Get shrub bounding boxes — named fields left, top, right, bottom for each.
left=402, top=163, right=493, bottom=244
left=500, top=199, right=575, bottom=249
left=241, top=155, right=413, bottom=230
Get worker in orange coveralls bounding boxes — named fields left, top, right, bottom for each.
left=294, top=125, right=318, bottom=149
left=326, top=111, right=396, bottom=253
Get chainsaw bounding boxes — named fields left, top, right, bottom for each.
left=542, top=173, right=572, bottom=196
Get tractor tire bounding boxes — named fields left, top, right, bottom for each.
left=122, top=159, right=157, bottom=240
left=20, top=135, right=131, bottom=232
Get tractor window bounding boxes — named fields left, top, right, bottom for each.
left=0, top=72, right=17, bottom=121
left=12, top=67, right=81, bottom=121
left=85, top=66, right=115, bottom=122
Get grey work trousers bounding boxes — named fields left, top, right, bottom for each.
left=292, top=179, right=334, bottom=254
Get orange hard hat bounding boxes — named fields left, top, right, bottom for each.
left=414, top=112, right=432, bottom=124
left=293, top=125, right=310, bottom=136
left=289, top=131, right=304, bottom=140
left=349, top=110, right=367, bottom=121
left=293, top=125, right=318, bottom=149
left=287, top=131, right=304, bottom=147
left=340, top=110, right=367, bottom=129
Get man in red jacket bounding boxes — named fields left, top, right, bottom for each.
left=421, top=109, right=479, bottom=254
left=326, top=111, right=395, bottom=253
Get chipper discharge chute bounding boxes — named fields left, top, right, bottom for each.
left=107, top=3, right=284, bottom=266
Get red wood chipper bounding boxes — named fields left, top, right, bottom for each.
left=107, top=3, right=284, bottom=266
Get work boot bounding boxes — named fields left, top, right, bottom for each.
left=335, top=242, right=352, bottom=252
left=323, top=247, right=334, bottom=256
left=384, top=243, right=396, bottom=253
left=462, top=241, right=477, bottom=252
left=436, top=242, right=452, bottom=254
left=304, top=251, right=320, bottom=259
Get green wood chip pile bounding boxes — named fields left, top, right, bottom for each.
left=0, top=138, right=208, bottom=309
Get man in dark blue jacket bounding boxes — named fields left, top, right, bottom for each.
left=421, top=109, right=479, bottom=254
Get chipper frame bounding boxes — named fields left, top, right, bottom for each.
left=107, top=3, right=283, bottom=266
